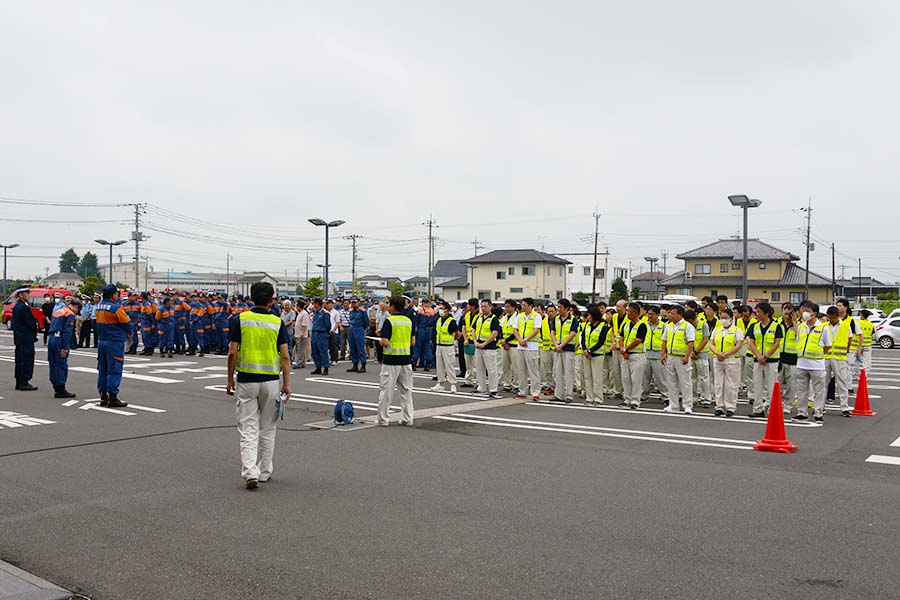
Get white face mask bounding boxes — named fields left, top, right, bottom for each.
left=438, top=309, right=447, bottom=317
left=720, top=317, right=732, bottom=327
left=801, top=311, right=812, bottom=322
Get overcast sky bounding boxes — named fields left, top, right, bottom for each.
left=2, top=1, right=899, bottom=284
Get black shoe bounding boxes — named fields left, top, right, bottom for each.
left=358, top=365, right=366, bottom=373
left=423, top=367, right=430, bottom=372
left=347, top=364, right=359, bottom=373
left=185, top=351, right=196, bottom=356
left=460, top=383, right=474, bottom=388
left=323, top=368, right=329, bottom=375
left=714, top=409, right=725, bottom=416
left=245, top=478, right=258, bottom=490
left=750, top=411, right=766, bottom=418
left=198, top=352, right=205, bottom=357
left=411, top=365, right=417, bottom=371
left=842, top=410, right=852, bottom=418
left=53, top=386, right=76, bottom=399
left=725, top=410, right=734, bottom=418
left=106, top=394, right=127, bottom=408
left=793, top=414, right=809, bottom=421
left=432, top=376, right=438, bottom=381
left=18, top=383, right=38, bottom=392
left=814, top=416, right=824, bottom=423
left=168, top=353, right=174, bottom=358
left=311, top=369, right=322, bottom=375
left=99, top=391, right=109, bottom=407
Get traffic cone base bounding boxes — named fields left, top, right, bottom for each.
left=754, top=381, right=799, bottom=454
left=851, top=368, right=876, bottom=416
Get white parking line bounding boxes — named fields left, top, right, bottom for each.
left=865, top=455, right=900, bottom=466
left=79, top=403, right=136, bottom=416
left=890, top=436, right=900, bottom=448
left=69, top=366, right=182, bottom=384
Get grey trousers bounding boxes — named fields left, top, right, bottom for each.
left=794, top=368, right=826, bottom=418
left=752, top=361, right=779, bottom=413
left=475, top=348, right=499, bottom=394
left=378, top=363, right=414, bottom=425
left=825, top=358, right=851, bottom=411
left=515, top=349, right=541, bottom=397
left=667, top=357, right=694, bottom=410
left=642, top=357, right=668, bottom=401
left=553, top=351, right=575, bottom=400
left=621, top=353, right=647, bottom=407
left=235, top=379, right=280, bottom=481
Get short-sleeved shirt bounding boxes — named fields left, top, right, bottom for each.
left=746, top=321, right=784, bottom=361
left=664, top=320, right=695, bottom=350
left=229, top=308, right=288, bottom=383
left=294, top=310, right=311, bottom=338
left=517, top=312, right=543, bottom=351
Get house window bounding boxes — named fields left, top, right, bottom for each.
left=735, top=287, right=743, bottom=299
left=694, top=264, right=711, bottom=275
left=710, top=290, right=718, bottom=298
left=583, top=267, right=591, bottom=277
left=568, top=266, right=574, bottom=274
left=758, top=263, right=766, bottom=270
left=456, top=291, right=461, bottom=300
left=478, top=290, right=491, bottom=300
left=771, top=291, right=781, bottom=301
left=496, top=271, right=506, bottom=280
left=789, top=292, right=805, bottom=304
left=596, top=268, right=605, bottom=279
left=508, top=267, right=515, bottom=276
left=510, top=287, right=523, bottom=293
left=556, top=290, right=563, bottom=300
left=732, top=262, right=740, bottom=270
left=559, top=267, right=563, bottom=277
left=720, top=264, right=729, bottom=273
left=523, top=265, right=535, bottom=276
left=677, top=288, right=691, bottom=296
left=494, top=291, right=502, bottom=300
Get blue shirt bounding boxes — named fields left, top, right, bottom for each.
left=311, top=309, right=331, bottom=332
left=348, top=308, right=368, bottom=328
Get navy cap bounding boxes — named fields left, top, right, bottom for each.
left=101, top=284, right=118, bottom=298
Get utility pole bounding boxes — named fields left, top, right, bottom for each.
left=590, top=210, right=600, bottom=304
left=226, top=253, right=230, bottom=296
left=858, top=258, right=863, bottom=305
left=831, top=243, right=836, bottom=300
left=801, top=199, right=813, bottom=298
left=305, top=252, right=310, bottom=283
left=424, top=216, right=437, bottom=297
left=472, top=236, right=484, bottom=257
left=661, top=249, right=669, bottom=275
left=603, top=245, right=610, bottom=300
left=344, top=234, right=362, bottom=288
left=130, top=203, right=147, bottom=290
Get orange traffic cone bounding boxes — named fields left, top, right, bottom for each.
left=851, top=368, right=877, bottom=416
left=754, top=381, right=798, bottom=453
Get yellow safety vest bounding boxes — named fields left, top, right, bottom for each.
left=575, top=320, right=586, bottom=355
left=612, top=312, right=625, bottom=341
left=751, top=321, right=782, bottom=360
left=737, top=317, right=757, bottom=356
left=581, top=322, right=612, bottom=357
left=622, top=319, right=646, bottom=353
left=798, top=323, right=826, bottom=360
left=667, top=320, right=690, bottom=356
left=781, top=324, right=799, bottom=355
left=384, top=315, right=412, bottom=356
left=464, top=311, right=478, bottom=341
left=517, top=311, right=538, bottom=347
left=847, top=317, right=861, bottom=352
left=554, top=315, right=576, bottom=350
left=435, top=315, right=455, bottom=346
left=475, top=313, right=499, bottom=343
left=235, top=311, right=282, bottom=375
left=860, top=319, right=874, bottom=348
left=825, top=318, right=851, bottom=361
left=500, top=312, right=518, bottom=347
left=711, top=324, right=741, bottom=360
left=644, top=323, right=665, bottom=353
left=539, top=315, right=553, bottom=351
left=691, top=321, right=709, bottom=354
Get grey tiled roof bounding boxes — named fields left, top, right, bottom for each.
left=463, top=249, right=570, bottom=265
left=439, top=276, right=468, bottom=287
left=432, top=260, right=467, bottom=278
left=676, top=239, right=799, bottom=261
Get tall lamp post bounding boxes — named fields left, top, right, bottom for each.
left=315, top=263, right=330, bottom=296
left=644, top=256, right=659, bottom=299
left=727, top=195, right=762, bottom=303
left=95, top=239, right=128, bottom=285
left=308, top=218, right=345, bottom=299
left=1, top=243, right=20, bottom=298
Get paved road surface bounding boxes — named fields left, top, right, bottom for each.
left=2, top=331, right=899, bottom=599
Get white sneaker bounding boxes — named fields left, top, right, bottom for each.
left=662, top=405, right=677, bottom=413
left=450, top=385, right=457, bottom=394
left=429, top=384, right=443, bottom=391
left=683, top=408, right=693, bottom=415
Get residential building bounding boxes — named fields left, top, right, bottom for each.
left=438, top=276, right=469, bottom=301
left=835, top=277, right=899, bottom=301
left=41, top=271, right=83, bottom=291
left=556, top=253, right=631, bottom=301
left=403, top=276, right=429, bottom=295
left=461, top=249, right=569, bottom=302
left=661, top=238, right=832, bottom=305
left=432, top=260, right=467, bottom=286
left=631, top=271, right=668, bottom=300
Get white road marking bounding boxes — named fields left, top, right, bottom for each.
left=193, top=374, right=227, bottom=379
left=78, top=403, right=136, bottom=416
left=435, top=415, right=754, bottom=450
left=127, top=403, right=166, bottom=413
left=61, top=399, right=80, bottom=407
left=865, top=455, right=900, bottom=466
left=890, top=436, right=900, bottom=448
left=306, top=376, right=467, bottom=400
left=69, top=366, right=182, bottom=384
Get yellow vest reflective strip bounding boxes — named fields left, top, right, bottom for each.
left=464, top=311, right=477, bottom=339
left=667, top=321, right=690, bottom=356
left=517, top=311, right=538, bottom=345
left=781, top=325, right=799, bottom=354
left=612, top=312, right=625, bottom=339
left=235, top=311, right=282, bottom=375
left=623, top=319, right=646, bottom=353
left=644, top=324, right=665, bottom=352
left=860, top=320, right=874, bottom=347
left=825, top=318, right=851, bottom=360
left=475, top=314, right=498, bottom=342
left=575, top=321, right=586, bottom=354
left=711, top=324, right=741, bottom=359
left=555, top=316, right=576, bottom=346
left=539, top=316, right=552, bottom=350
left=736, top=318, right=757, bottom=356
left=752, top=322, right=782, bottom=359
left=500, top=312, right=518, bottom=346
left=798, top=323, right=826, bottom=360
left=691, top=322, right=709, bottom=354
left=581, top=322, right=612, bottom=356
left=384, top=315, right=412, bottom=356
left=436, top=316, right=455, bottom=346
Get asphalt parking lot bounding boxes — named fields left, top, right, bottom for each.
left=2, top=331, right=900, bottom=600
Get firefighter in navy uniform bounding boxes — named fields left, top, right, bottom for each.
left=48, top=299, right=81, bottom=398
left=94, top=284, right=132, bottom=408
left=12, top=287, right=39, bottom=391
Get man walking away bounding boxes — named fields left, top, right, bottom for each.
left=227, top=282, right=291, bottom=490
left=377, top=296, right=415, bottom=426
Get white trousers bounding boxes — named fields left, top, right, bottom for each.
left=794, top=368, right=826, bottom=417
left=621, top=352, right=647, bottom=407
left=500, top=346, right=518, bottom=389
left=573, top=353, right=584, bottom=394
left=582, top=354, right=606, bottom=404
left=642, top=357, right=668, bottom=401
left=667, top=357, right=694, bottom=410
left=712, top=359, right=741, bottom=412
left=540, top=349, right=555, bottom=390
left=692, top=355, right=711, bottom=403
left=475, top=348, right=499, bottom=393
left=741, top=356, right=755, bottom=399
left=235, top=379, right=280, bottom=481
left=707, top=353, right=716, bottom=392
left=464, top=350, right=476, bottom=385
left=435, top=344, right=456, bottom=389
left=608, top=351, right=624, bottom=395
left=779, top=363, right=797, bottom=410
left=515, top=349, right=540, bottom=397
left=378, top=363, right=414, bottom=425
left=752, top=361, right=779, bottom=413
left=553, top=351, right=575, bottom=400
left=825, top=358, right=851, bottom=411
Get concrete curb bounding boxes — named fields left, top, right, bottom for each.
left=0, top=560, right=72, bottom=600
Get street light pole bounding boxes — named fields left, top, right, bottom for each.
left=728, top=195, right=762, bottom=303
left=644, top=256, right=658, bottom=299
left=95, top=239, right=128, bottom=285
left=1, top=243, right=20, bottom=298
left=308, top=219, right=345, bottom=299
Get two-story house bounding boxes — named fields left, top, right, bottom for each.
left=457, top=249, right=570, bottom=302
left=661, top=238, right=832, bottom=305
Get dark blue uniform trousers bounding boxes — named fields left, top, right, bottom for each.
left=349, top=327, right=367, bottom=365
left=97, top=340, right=125, bottom=395
left=311, top=331, right=330, bottom=369
left=14, top=339, right=35, bottom=385
left=415, top=331, right=434, bottom=367
left=47, top=336, right=69, bottom=386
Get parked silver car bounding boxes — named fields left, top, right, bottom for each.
left=874, top=318, right=900, bottom=349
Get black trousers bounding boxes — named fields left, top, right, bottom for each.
left=457, top=337, right=466, bottom=377
left=329, top=332, right=339, bottom=362
left=14, top=340, right=35, bottom=384
left=78, top=320, right=93, bottom=348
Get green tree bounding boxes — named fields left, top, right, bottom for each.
left=572, top=291, right=589, bottom=305
left=351, top=279, right=366, bottom=297
left=631, top=285, right=642, bottom=300
left=302, top=276, right=324, bottom=298
left=78, top=275, right=103, bottom=298
left=610, top=277, right=629, bottom=303
left=388, top=281, right=406, bottom=297
left=77, top=252, right=101, bottom=278
left=59, top=248, right=80, bottom=273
